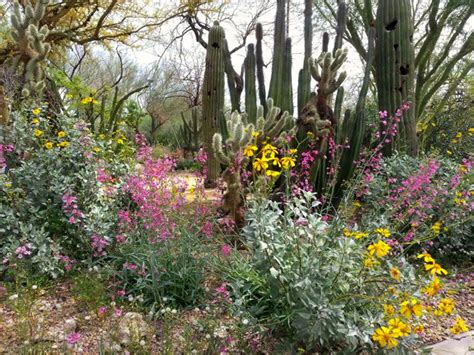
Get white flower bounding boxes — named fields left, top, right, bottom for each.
left=242, top=318, right=249, bottom=325
left=32, top=285, right=38, bottom=290
left=171, top=309, right=177, bottom=315
left=8, top=294, right=18, bottom=301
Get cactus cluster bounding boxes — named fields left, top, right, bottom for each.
left=10, top=0, right=51, bottom=99
left=212, top=98, right=294, bottom=225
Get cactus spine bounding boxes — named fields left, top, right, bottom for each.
left=10, top=0, right=51, bottom=100
left=202, top=21, right=225, bottom=184
left=244, top=44, right=257, bottom=122
left=375, top=0, right=417, bottom=155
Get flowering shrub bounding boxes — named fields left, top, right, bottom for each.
left=0, top=108, right=128, bottom=277
left=351, top=153, right=473, bottom=262
left=228, top=192, right=466, bottom=352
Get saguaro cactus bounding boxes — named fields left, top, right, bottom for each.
left=297, top=0, right=313, bottom=116
left=255, top=23, right=267, bottom=114
left=244, top=44, right=257, bottom=122
left=202, top=21, right=226, bottom=184
left=375, top=0, right=418, bottom=155
left=10, top=0, right=51, bottom=99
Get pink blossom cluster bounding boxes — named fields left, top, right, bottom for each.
left=62, top=193, right=85, bottom=224
left=15, top=243, right=33, bottom=259
left=59, top=254, right=75, bottom=271
left=0, top=143, right=14, bottom=170
left=91, top=235, right=109, bottom=257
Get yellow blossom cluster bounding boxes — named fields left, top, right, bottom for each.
left=246, top=143, right=297, bottom=178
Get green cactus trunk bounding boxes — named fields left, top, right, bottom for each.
left=223, top=39, right=243, bottom=113
left=375, top=0, right=418, bottom=156
left=268, top=0, right=286, bottom=109
left=297, top=0, right=313, bottom=116
left=244, top=44, right=257, bottom=122
left=255, top=23, right=267, bottom=114
left=281, top=37, right=293, bottom=115
left=202, top=21, right=225, bottom=184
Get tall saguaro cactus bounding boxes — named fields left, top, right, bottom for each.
left=375, top=0, right=418, bottom=156
left=297, top=0, right=313, bottom=116
left=202, top=21, right=225, bottom=184
left=255, top=23, right=267, bottom=114
left=10, top=0, right=51, bottom=100
left=244, top=44, right=257, bottom=122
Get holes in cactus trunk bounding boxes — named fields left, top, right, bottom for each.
left=211, top=42, right=220, bottom=48
left=385, top=19, right=398, bottom=31
left=393, top=44, right=399, bottom=50
left=400, top=65, right=410, bottom=75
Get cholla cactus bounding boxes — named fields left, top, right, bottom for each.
left=309, top=48, right=348, bottom=99
left=10, top=0, right=51, bottom=99
left=212, top=99, right=294, bottom=226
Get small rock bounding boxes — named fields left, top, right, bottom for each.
left=64, top=318, right=77, bottom=333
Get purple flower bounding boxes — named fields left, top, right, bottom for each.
left=66, top=332, right=81, bottom=345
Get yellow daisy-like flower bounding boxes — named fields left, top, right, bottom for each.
left=251, top=131, right=260, bottom=138
left=32, top=108, right=41, bottom=115
left=93, top=147, right=101, bottom=153
left=353, top=201, right=362, bottom=208
left=388, top=318, right=411, bottom=337
left=450, top=317, right=468, bottom=335
left=431, top=222, right=442, bottom=234
left=34, top=129, right=43, bottom=137
left=354, top=231, right=369, bottom=239
left=372, top=326, right=398, bottom=349
left=262, top=144, right=278, bottom=158
left=266, top=170, right=281, bottom=178
left=117, top=138, right=124, bottom=145
left=289, top=148, right=297, bottom=154
left=44, top=142, right=53, bottom=150
left=367, top=240, right=391, bottom=258
left=280, top=156, right=296, bottom=170
left=424, top=277, right=442, bottom=296
left=31, top=118, right=40, bottom=125
left=417, top=252, right=435, bottom=264
left=400, top=299, right=423, bottom=319
left=390, top=267, right=401, bottom=282
left=272, top=157, right=282, bottom=168
left=414, top=325, right=425, bottom=334
left=374, top=228, right=391, bottom=238
left=437, top=298, right=455, bottom=315
left=253, top=157, right=269, bottom=172
left=384, top=304, right=396, bottom=317
left=58, top=141, right=70, bottom=148
left=363, top=254, right=379, bottom=268
left=243, top=145, right=258, bottom=157
left=57, top=131, right=66, bottom=138
left=425, top=262, right=448, bottom=276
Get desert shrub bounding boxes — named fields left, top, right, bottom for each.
left=351, top=153, right=473, bottom=263
left=227, top=192, right=464, bottom=352
left=0, top=107, right=129, bottom=277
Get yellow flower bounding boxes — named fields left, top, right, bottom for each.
left=354, top=231, right=368, bottom=239
left=252, top=131, right=260, bottom=138
left=424, top=277, right=442, bottom=296
left=262, top=144, right=278, bottom=159
left=353, top=201, right=362, bottom=208
left=306, top=131, right=314, bottom=138
left=81, top=96, right=98, bottom=105
left=431, top=222, right=442, bottom=234
left=384, top=304, right=396, bottom=317
left=243, top=145, right=258, bottom=157
left=447, top=150, right=453, bottom=155
left=437, top=298, right=455, bottom=315
left=32, top=108, right=41, bottom=115
left=289, top=148, right=297, bottom=154
left=44, top=142, right=53, bottom=150
left=425, top=262, right=448, bottom=276
left=93, top=147, right=101, bottom=153
left=363, top=254, right=379, bottom=268
left=374, top=228, right=391, bottom=238
left=468, top=127, right=474, bottom=135
left=417, top=252, right=435, bottom=264
left=58, top=141, right=70, bottom=148
left=414, top=325, right=425, bottom=334
left=99, top=134, right=106, bottom=140
left=116, top=138, right=124, bottom=145
left=455, top=132, right=462, bottom=139
left=253, top=158, right=269, bottom=172
left=368, top=240, right=391, bottom=258
left=388, top=318, right=410, bottom=337
left=31, top=118, right=40, bottom=125
left=390, top=267, right=401, bottom=282
left=372, top=326, right=398, bottom=349
left=34, top=129, right=43, bottom=137
left=57, top=131, right=66, bottom=138
left=280, top=156, right=296, bottom=170
left=66, top=93, right=73, bottom=99
left=450, top=317, right=468, bottom=335
left=400, top=299, right=422, bottom=319
left=272, top=157, right=282, bottom=168
left=266, top=170, right=281, bottom=178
